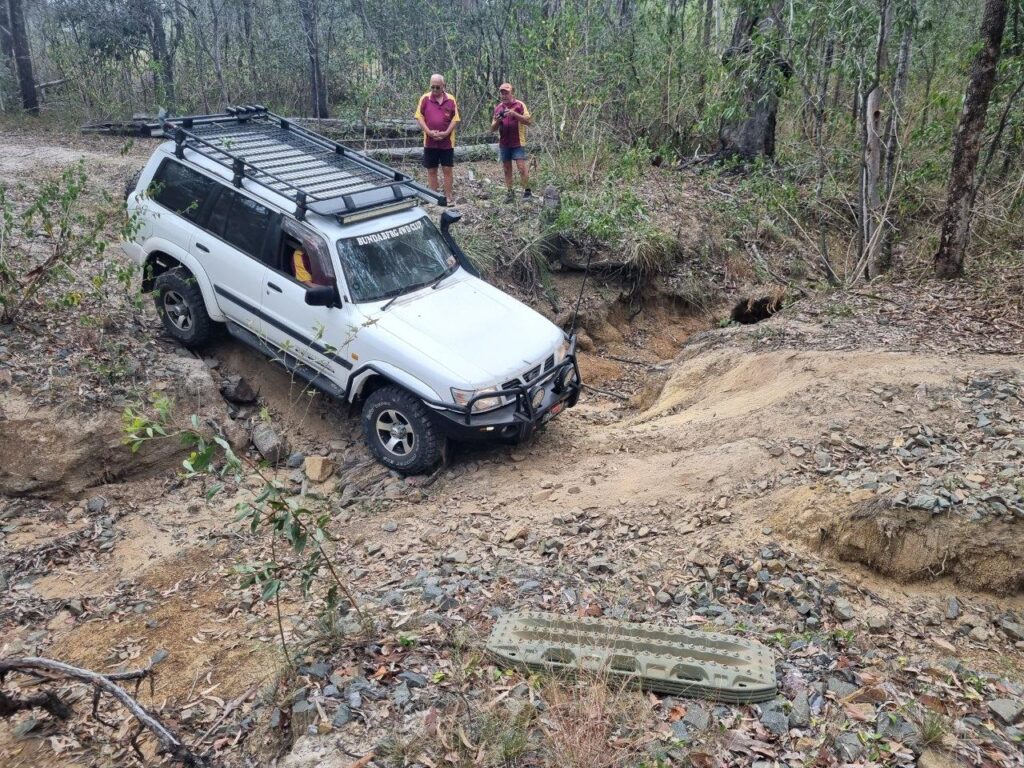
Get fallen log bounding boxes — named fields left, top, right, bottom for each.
left=366, top=143, right=498, bottom=163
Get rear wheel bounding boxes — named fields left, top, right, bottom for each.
left=153, top=267, right=212, bottom=348
left=361, top=385, right=445, bottom=474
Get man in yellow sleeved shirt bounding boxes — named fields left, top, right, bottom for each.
left=414, top=73, right=460, bottom=204
left=490, top=82, right=532, bottom=202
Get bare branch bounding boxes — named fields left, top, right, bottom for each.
left=0, top=656, right=208, bottom=767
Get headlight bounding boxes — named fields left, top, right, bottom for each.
left=452, top=386, right=505, bottom=412
left=555, top=338, right=570, bottom=364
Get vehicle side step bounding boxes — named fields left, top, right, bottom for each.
left=485, top=611, right=777, bottom=703
left=226, top=322, right=346, bottom=401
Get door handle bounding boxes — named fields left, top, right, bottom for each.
left=195, top=242, right=210, bottom=253
left=267, top=282, right=283, bottom=293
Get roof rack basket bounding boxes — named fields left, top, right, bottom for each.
left=161, top=105, right=445, bottom=221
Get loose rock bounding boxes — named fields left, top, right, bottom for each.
left=987, top=698, right=1024, bottom=725
left=832, top=598, right=855, bottom=622
left=220, top=374, right=258, bottom=403
left=304, top=456, right=335, bottom=483
left=252, top=423, right=289, bottom=465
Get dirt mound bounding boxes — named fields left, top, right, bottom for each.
left=772, top=489, right=1024, bottom=594
left=630, top=346, right=965, bottom=430
left=618, top=345, right=1024, bottom=594
left=0, top=355, right=223, bottom=498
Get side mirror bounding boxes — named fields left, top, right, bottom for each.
left=304, top=285, right=338, bottom=307
left=440, top=208, right=462, bottom=236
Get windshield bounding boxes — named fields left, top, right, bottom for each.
left=337, top=217, right=456, bottom=303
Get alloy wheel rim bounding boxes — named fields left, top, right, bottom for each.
left=376, top=409, right=415, bottom=456
left=163, top=290, right=193, bottom=331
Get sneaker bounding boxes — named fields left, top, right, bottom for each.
left=504, top=190, right=515, bottom=203
left=523, top=188, right=533, bottom=199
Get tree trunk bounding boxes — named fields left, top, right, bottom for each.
left=242, top=0, right=258, bottom=101
left=934, top=0, right=1009, bottom=279
left=877, top=0, right=915, bottom=271
left=883, top=4, right=913, bottom=196
left=0, top=1, right=13, bottom=65
left=695, top=0, right=714, bottom=116
left=298, top=0, right=328, bottom=118
left=718, top=0, right=789, bottom=160
left=131, top=0, right=174, bottom=107
left=0, top=2, right=14, bottom=112
left=1012, top=0, right=1021, bottom=55
left=809, top=33, right=834, bottom=146
left=148, top=1, right=174, bottom=107
left=860, top=0, right=892, bottom=279
left=208, top=0, right=228, bottom=106
left=7, top=0, right=38, bottom=115
left=861, top=87, right=884, bottom=273
left=618, top=0, right=634, bottom=29
left=979, top=76, right=1024, bottom=183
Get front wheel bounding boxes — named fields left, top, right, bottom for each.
left=361, top=385, right=445, bottom=474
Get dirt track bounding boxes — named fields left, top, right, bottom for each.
left=2, top=133, right=1023, bottom=767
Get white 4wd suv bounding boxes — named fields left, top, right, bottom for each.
left=122, top=107, right=581, bottom=473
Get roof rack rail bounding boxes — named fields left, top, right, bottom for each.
left=161, top=106, right=446, bottom=221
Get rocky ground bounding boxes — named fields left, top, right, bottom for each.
left=1, top=129, right=1023, bottom=768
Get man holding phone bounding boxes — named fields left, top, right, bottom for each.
left=490, top=83, right=532, bottom=202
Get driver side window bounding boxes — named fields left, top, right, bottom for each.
left=279, top=218, right=335, bottom=288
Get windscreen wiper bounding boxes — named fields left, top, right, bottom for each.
left=430, top=264, right=458, bottom=290
left=379, top=290, right=405, bottom=312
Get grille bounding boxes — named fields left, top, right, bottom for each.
left=502, top=351, right=557, bottom=392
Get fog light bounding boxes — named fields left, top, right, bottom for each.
left=555, top=366, right=578, bottom=392
left=531, top=388, right=545, bottom=411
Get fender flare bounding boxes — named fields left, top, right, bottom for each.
left=346, top=362, right=444, bottom=405
left=141, top=238, right=226, bottom=322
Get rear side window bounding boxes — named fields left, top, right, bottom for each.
left=151, top=160, right=215, bottom=223
left=207, top=188, right=275, bottom=262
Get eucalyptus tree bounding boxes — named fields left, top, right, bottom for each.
left=934, top=0, right=1009, bottom=277
left=297, top=0, right=328, bottom=118
left=7, top=0, right=37, bottom=114
left=718, top=0, right=789, bottom=159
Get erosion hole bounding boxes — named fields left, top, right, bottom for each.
left=731, top=294, right=783, bottom=324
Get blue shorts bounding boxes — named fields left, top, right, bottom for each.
left=499, top=146, right=527, bottom=162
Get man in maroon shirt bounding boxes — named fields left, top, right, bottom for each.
left=414, top=73, right=460, bottom=204
left=490, top=82, right=532, bottom=202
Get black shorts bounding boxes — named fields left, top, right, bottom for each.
left=423, top=148, right=455, bottom=168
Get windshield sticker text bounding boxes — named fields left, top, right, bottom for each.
left=356, top=220, right=423, bottom=246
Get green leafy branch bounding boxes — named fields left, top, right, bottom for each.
left=123, top=395, right=364, bottom=666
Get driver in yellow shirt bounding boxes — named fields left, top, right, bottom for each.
left=292, top=247, right=316, bottom=286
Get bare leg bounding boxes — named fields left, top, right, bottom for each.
left=427, top=167, right=440, bottom=193
left=515, top=158, right=529, bottom=190
left=502, top=160, right=514, bottom=190
left=442, top=166, right=454, bottom=202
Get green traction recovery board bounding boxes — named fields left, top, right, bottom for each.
left=486, top=611, right=776, bottom=703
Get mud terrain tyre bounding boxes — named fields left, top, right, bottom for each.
left=362, top=385, right=445, bottom=474
left=153, top=267, right=212, bottom=348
